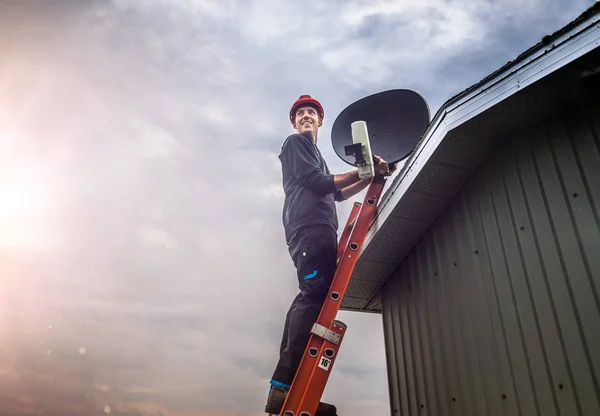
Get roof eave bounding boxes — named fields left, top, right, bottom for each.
left=340, top=3, right=600, bottom=313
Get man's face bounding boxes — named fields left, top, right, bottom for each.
left=294, top=105, right=322, bottom=139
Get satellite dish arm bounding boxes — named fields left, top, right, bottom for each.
left=346, top=121, right=375, bottom=179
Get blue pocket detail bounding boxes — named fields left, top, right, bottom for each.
left=304, top=269, right=318, bottom=280
left=270, top=379, right=291, bottom=389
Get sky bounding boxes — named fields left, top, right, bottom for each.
left=0, top=0, right=594, bottom=415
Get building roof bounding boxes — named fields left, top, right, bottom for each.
left=341, top=3, right=600, bottom=313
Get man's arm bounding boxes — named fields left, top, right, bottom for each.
left=282, top=135, right=364, bottom=196
left=334, top=156, right=393, bottom=201
left=281, top=135, right=391, bottom=197
left=333, top=169, right=362, bottom=190
left=335, top=178, right=370, bottom=201
left=334, top=154, right=393, bottom=192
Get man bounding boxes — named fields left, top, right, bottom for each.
left=265, top=95, right=392, bottom=415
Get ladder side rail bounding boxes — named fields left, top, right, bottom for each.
left=279, top=176, right=386, bottom=415
left=315, top=177, right=385, bottom=326
left=336, top=201, right=362, bottom=262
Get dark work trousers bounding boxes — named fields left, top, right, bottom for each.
left=271, top=224, right=338, bottom=387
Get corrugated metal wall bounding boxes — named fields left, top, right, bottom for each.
left=381, top=100, right=600, bottom=416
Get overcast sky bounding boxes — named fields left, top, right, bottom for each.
left=0, top=1, right=593, bottom=415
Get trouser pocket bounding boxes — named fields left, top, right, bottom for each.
left=288, top=226, right=337, bottom=300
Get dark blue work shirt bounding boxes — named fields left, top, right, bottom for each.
left=279, top=134, right=342, bottom=243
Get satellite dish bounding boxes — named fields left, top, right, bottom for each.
left=331, top=89, right=430, bottom=166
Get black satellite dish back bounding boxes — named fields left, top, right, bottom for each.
left=331, top=89, right=430, bottom=166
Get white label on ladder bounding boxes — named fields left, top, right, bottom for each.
left=318, top=356, right=332, bottom=371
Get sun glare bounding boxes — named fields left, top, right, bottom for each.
left=0, top=131, right=56, bottom=250
left=0, top=177, right=48, bottom=221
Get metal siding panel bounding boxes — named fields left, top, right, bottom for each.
left=456, top=189, right=506, bottom=415
left=514, top=121, right=599, bottom=415
left=548, top=113, right=600, bottom=310
left=504, top=131, right=573, bottom=414
left=465, top=177, right=521, bottom=415
left=511, top=125, right=582, bottom=415
left=409, top=248, right=438, bottom=415
left=559, top=109, right=600, bottom=315
left=433, top=215, right=476, bottom=414
left=436, top=216, right=482, bottom=414
left=427, top=230, right=465, bottom=415
left=380, top=101, right=600, bottom=415
left=389, top=274, right=410, bottom=416
left=382, top=284, right=401, bottom=415
left=446, top=198, right=491, bottom=415
left=530, top=113, right=600, bottom=413
left=489, top=142, right=558, bottom=415
left=476, top=160, right=540, bottom=415
left=405, top=255, right=428, bottom=414
left=415, top=242, right=448, bottom=415
left=398, top=262, right=418, bottom=415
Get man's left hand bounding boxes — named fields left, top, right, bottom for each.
left=374, top=155, right=390, bottom=176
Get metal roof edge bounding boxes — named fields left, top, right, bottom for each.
left=374, top=3, right=600, bottom=226
left=363, top=3, right=600, bottom=251
left=341, top=3, right=600, bottom=312
left=440, top=2, right=600, bottom=112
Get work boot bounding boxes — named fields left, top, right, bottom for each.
left=264, top=386, right=287, bottom=414
left=316, top=402, right=338, bottom=416
left=264, top=386, right=337, bottom=415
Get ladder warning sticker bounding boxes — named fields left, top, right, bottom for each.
left=318, top=356, right=332, bottom=371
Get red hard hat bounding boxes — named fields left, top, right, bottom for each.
left=289, top=94, right=324, bottom=126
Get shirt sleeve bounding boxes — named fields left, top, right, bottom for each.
left=281, top=135, right=337, bottom=196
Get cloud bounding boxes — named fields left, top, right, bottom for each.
left=0, top=0, right=592, bottom=415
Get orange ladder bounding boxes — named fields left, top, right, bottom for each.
left=272, top=174, right=387, bottom=416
